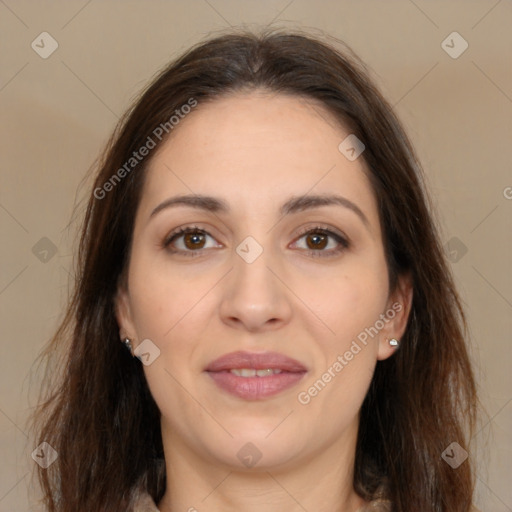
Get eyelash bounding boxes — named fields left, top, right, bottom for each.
left=163, top=224, right=350, bottom=259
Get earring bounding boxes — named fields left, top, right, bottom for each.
left=122, top=337, right=134, bottom=357
left=388, top=338, right=400, bottom=348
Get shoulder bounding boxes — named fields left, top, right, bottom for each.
left=358, top=500, right=480, bottom=511
left=132, top=490, right=160, bottom=512
left=357, top=499, right=392, bottom=511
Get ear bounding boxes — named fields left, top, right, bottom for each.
left=376, top=271, right=413, bottom=361
left=114, top=281, right=137, bottom=343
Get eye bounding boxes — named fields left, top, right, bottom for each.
left=163, top=226, right=221, bottom=256
left=162, top=224, right=350, bottom=258
left=291, top=226, right=349, bottom=257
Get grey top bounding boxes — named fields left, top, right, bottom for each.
left=132, top=491, right=481, bottom=512
left=132, top=491, right=393, bottom=511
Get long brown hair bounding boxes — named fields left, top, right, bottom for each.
left=27, top=28, right=479, bottom=511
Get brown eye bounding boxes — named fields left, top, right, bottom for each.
left=292, top=227, right=349, bottom=258
left=305, top=232, right=328, bottom=250
left=164, top=226, right=220, bottom=256
left=182, top=231, right=206, bottom=250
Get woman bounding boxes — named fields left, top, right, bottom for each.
left=28, top=29, right=480, bottom=511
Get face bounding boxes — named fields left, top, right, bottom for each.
left=116, top=91, right=412, bottom=472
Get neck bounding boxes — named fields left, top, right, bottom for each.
left=156, top=419, right=368, bottom=512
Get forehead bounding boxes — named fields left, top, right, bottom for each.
left=157, top=90, right=350, bottom=163
left=139, top=91, right=379, bottom=229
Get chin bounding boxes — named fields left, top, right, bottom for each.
left=201, top=431, right=305, bottom=472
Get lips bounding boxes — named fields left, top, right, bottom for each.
left=205, top=350, right=308, bottom=373
left=205, top=350, right=307, bottom=400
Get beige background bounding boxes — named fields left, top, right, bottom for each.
left=1, top=1, right=511, bottom=510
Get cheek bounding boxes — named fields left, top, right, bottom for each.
left=296, top=275, right=381, bottom=423
left=127, top=258, right=205, bottom=421
left=127, top=249, right=205, bottom=338
left=306, top=262, right=389, bottom=343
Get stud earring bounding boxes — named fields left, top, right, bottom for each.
left=388, top=338, right=400, bottom=348
left=122, top=338, right=134, bottom=357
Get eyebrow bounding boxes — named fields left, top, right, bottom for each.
left=149, top=193, right=371, bottom=231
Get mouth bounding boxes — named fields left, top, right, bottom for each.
left=228, top=368, right=283, bottom=377
left=204, top=350, right=307, bottom=400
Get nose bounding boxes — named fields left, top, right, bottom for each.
left=218, top=247, right=293, bottom=333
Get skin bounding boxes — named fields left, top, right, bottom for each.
left=116, top=91, right=413, bottom=512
